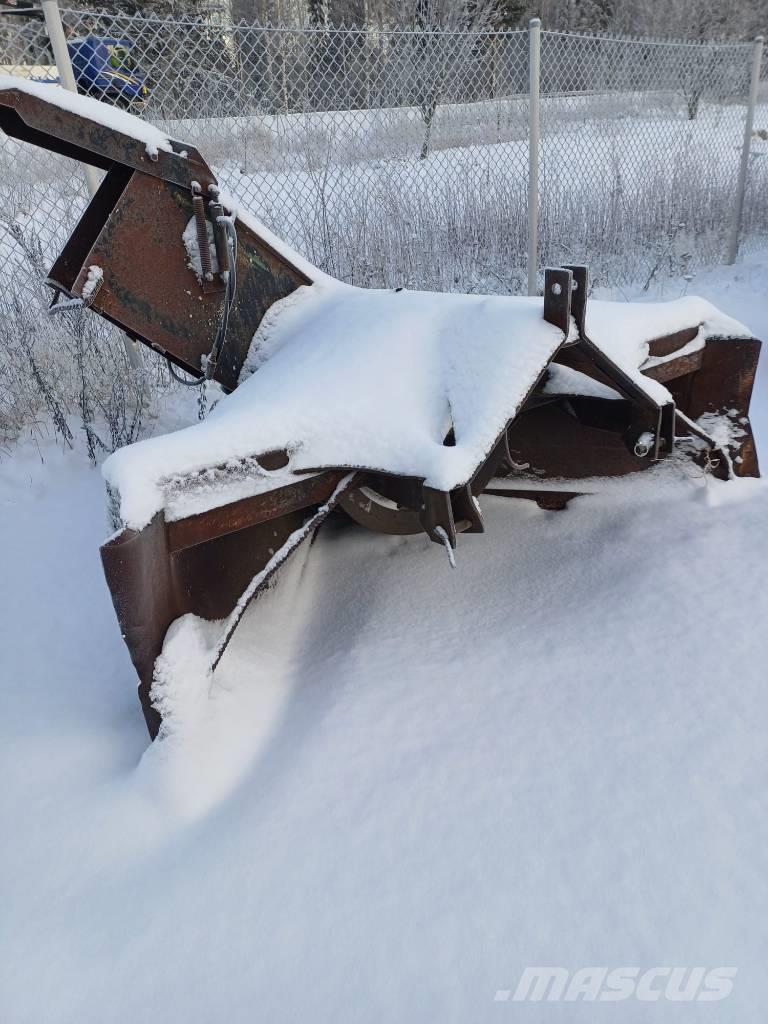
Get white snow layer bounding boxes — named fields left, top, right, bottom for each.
left=182, top=216, right=219, bottom=281
left=81, top=264, right=103, bottom=300
left=2, top=250, right=768, bottom=1024
left=103, top=279, right=753, bottom=531
left=543, top=363, right=622, bottom=399
left=586, top=296, right=751, bottom=406
left=104, top=282, right=570, bottom=529
left=0, top=75, right=176, bottom=158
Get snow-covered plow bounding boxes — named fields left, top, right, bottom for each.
left=1, top=80, right=761, bottom=738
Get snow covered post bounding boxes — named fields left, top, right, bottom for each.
left=726, top=35, right=764, bottom=265
left=527, top=18, right=541, bottom=296
left=40, top=0, right=99, bottom=198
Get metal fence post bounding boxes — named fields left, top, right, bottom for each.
left=527, top=18, right=541, bottom=296
left=40, top=0, right=99, bottom=198
left=726, top=35, right=764, bottom=265
left=40, top=0, right=142, bottom=368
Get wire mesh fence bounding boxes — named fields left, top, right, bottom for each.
left=538, top=30, right=766, bottom=286
left=1, top=10, right=765, bottom=299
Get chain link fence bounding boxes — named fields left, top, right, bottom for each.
left=538, top=30, right=766, bottom=288
left=1, top=9, right=766, bottom=294
left=0, top=8, right=766, bottom=447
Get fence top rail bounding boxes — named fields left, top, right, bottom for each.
left=58, top=10, right=528, bottom=37
left=52, top=9, right=760, bottom=49
left=542, top=28, right=756, bottom=51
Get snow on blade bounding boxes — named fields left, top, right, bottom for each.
left=103, top=284, right=568, bottom=530
left=103, top=282, right=755, bottom=532
left=586, top=296, right=752, bottom=406
left=81, top=265, right=103, bottom=300
left=543, top=363, right=622, bottom=400
left=150, top=472, right=355, bottom=744
left=0, top=75, right=176, bottom=158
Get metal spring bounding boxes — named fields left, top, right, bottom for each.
left=209, top=201, right=230, bottom=276
left=192, top=193, right=213, bottom=282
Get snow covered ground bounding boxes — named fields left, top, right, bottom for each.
left=1, top=251, right=767, bottom=1022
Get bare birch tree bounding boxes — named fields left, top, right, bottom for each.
left=383, top=0, right=501, bottom=158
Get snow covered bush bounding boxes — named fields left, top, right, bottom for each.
left=0, top=225, right=171, bottom=456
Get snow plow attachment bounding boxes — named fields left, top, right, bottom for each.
left=0, top=81, right=761, bottom=738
